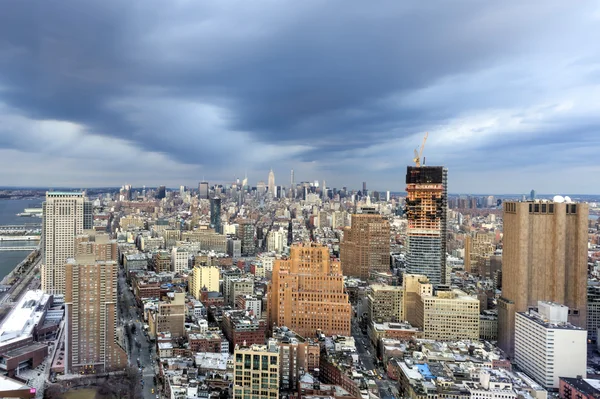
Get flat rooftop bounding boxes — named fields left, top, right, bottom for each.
left=517, top=311, right=583, bottom=330
left=0, top=290, right=49, bottom=348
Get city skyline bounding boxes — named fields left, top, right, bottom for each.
left=0, top=2, right=599, bottom=193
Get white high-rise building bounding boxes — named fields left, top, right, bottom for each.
left=268, top=168, right=276, bottom=197
left=267, top=229, right=285, bottom=254
left=42, top=192, right=91, bottom=296
left=514, top=301, right=586, bottom=389
left=171, top=247, right=189, bottom=273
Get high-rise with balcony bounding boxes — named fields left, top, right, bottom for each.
left=64, top=234, right=126, bottom=374
left=267, top=243, right=351, bottom=337
left=498, top=200, right=588, bottom=357
left=340, top=210, right=390, bottom=279
left=42, top=192, right=92, bottom=296
left=404, top=166, right=448, bottom=286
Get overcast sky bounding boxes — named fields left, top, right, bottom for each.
left=1, top=1, right=599, bottom=194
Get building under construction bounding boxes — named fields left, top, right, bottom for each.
left=405, top=163, right=447, bottom=285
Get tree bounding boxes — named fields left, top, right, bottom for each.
left=44, top=384, right=64, bottom=399
left=124, top=366, right=143, bottom=399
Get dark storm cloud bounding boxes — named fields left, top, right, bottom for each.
left=0, top=0, right=599, bottom=192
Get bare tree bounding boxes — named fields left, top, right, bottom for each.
left=124, top=366, right=143, bottom=399
left=44, top=384, right=64, bottom=399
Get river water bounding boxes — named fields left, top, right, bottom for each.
left=0, top=198, right=43, bottom=280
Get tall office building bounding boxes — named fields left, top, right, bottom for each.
left=199, top=181, right=209, bottom=199
left=498, top=200, right=588, bottom=357
left=404, top=166, right=448, bottom=286
left=210, top=197, right=222, bottom=233
left=233, top=343, right=280, bottom=399
left=64, top=234, right=125, bottom=374
left=42, top=192, right=91, bottom=296
left=340, top=211, right=390, bottom=279
left=362, top=182, right=367, bottom=196
left=268, top=169, right=276, bottom=197
left=267, top=243, right=351, bottom=337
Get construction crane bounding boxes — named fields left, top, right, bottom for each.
left=413, top=132, right=428, bottom=167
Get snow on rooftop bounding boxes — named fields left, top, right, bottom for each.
left=0, top=290, right=48, bottom=347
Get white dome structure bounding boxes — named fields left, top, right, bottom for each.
left=553, top=195, right=565, bottom=203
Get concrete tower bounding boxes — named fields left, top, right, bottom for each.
left=498, top=200, right=588, bottom=357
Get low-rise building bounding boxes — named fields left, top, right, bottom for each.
left=149, top=292, right=186, bottom=339
left=560, top=377, right=600, bottom=399
left=0, top=290, right=53, bottom=377
left=270, top=327, right=320, bottom=391
left=368, top=321, right=420, bottom=345
left=236, top=295, right=262, bottom=317
left=479, top=312, right=498, bottom=341
left=222, top=310, right=266, bottom=350
left=189, top=331, right=229, bottom=354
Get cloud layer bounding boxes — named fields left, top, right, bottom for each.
left=1, top=1, right=599, bottom=194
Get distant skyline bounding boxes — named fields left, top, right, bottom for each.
left=1, top=2, right=600, bottom=193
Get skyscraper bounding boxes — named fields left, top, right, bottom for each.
left=199, top=181, right=209, bottom=199
left=42, top=192, right=91, bottom=296
left=340, top=211, right=390, bottom=279
left=498, top=200, right=588, bottom=357
left=404, top=166, right=448, bottom=286
left=210, top=197, right=222, bottom=233
left=64, top=232, right=126, bottom=374
left=267, top=243, right=351, bottom=337
left=362, top=181, right=367, bottom=196
left=268, top=169, right=276, bottom=197
left=156, top=185, right=166, bottom=199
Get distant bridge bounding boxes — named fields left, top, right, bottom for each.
left=0, top=246, right=38, bottom=251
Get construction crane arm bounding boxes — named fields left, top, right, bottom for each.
left=413, top=132, right=428, bottom=167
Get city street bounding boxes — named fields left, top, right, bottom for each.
left=351, top=316, right=398, bottom=399
left=118, top=269, right=158, bottom=399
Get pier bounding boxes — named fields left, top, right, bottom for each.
left=0, top=224, right=42, bottom=229
left=0, top=236, right=40, bottom=241
left=0, top=246, right=39, bottom=251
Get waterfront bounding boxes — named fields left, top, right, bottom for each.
left=0, top=199, right=43, bottom=281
